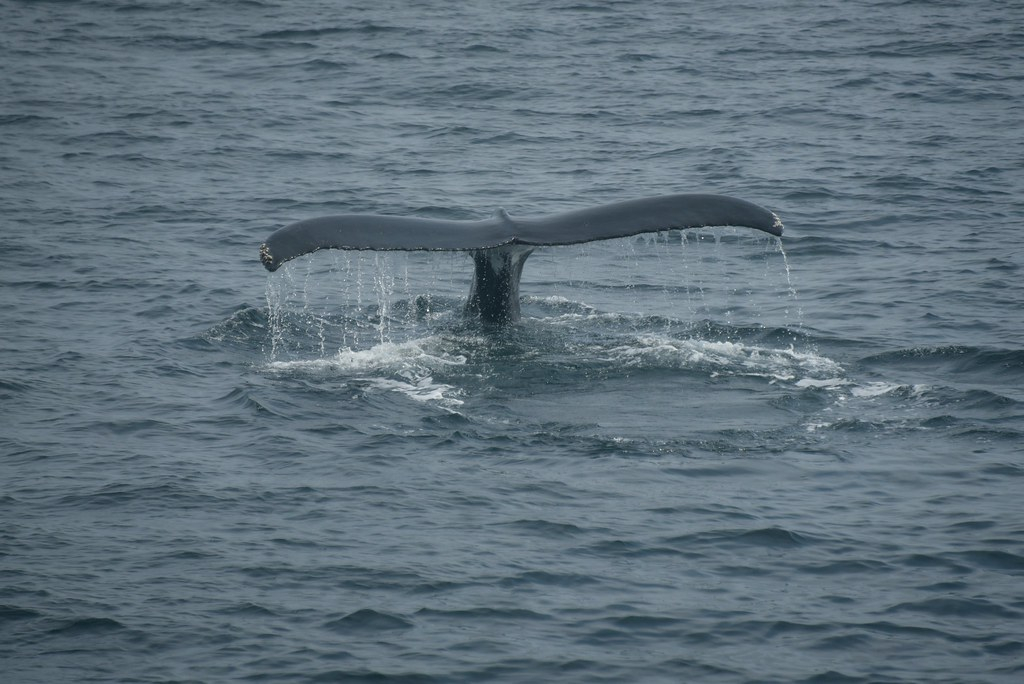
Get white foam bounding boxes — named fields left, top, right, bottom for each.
left=369, top=376, right=464, bottom=406
left=796, top=377, right=851, bottom=389
left=532, top=295, right=575, bottom=306
left=265, top=337, right=466, bottom=407
left=850, top=382, right=901, bottom=398
left=267, top=338, right=464, bottom=373
left=601, top=334, right=845, bottom=385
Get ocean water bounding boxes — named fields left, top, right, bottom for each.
left=2, top=0, right=1023, bottom=682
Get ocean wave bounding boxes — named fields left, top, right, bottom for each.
left=255, top=23, right=407, bottom=40
left=195, top=306, right=269, bottom=346
left=885, top=597, right=1020, bottom=619
left=216, top=386, right=290, bottom=417
left=861, top=345, right=1024, bottom=378
left=416, top=606, right=551, bottom=621
left=53, top=481, right=225, bottom=512
left=323, top=608, right=414, bottom=634
left=0, top=605, right=42, bottom=623
left=664, top=526, right=828, bottom=550
left=46, top=616, right=126, bottom=636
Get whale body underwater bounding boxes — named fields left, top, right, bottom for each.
left=259, top=193, right=784, bottom=325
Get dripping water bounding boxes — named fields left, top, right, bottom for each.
left=264, top=231, right=803, bottom=362
left=263, top=251, right=471, bottom=362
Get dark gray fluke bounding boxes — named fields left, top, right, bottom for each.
left=259, top=193, right=783, bottom=324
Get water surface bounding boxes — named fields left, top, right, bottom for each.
left=2, top=1, right=1022, bottom=682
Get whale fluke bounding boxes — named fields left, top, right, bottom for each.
left=259, top=193, right=783, bottom=324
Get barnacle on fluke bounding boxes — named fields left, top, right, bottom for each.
left=259, top=243, right=274, bottom=271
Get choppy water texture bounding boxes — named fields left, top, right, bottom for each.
left=2, top=1, right=1023, bottom=682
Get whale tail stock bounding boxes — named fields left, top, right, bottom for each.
left=258, top=193, right=783, bottom=325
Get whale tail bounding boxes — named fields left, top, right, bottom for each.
left=259, top=193, right=783, bottom=325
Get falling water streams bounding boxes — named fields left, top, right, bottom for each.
left=265, top=231, right=799, bottom=357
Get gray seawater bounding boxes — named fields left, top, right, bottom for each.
left=2, top=0, right=1023, bottom=682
